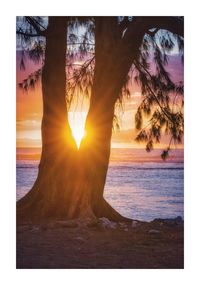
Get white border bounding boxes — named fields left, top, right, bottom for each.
left=1, top=0, right=200, bottom=284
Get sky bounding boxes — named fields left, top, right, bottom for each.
left=16, top=48, right=184, bottom=150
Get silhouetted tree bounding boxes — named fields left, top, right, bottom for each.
left=17, top=17, right=80, bottom=220
left=17, top=16, right=184, bottom=223
left=67, top=17, right=183, bottom=221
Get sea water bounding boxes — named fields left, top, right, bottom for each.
left=16, top=149, right=183, bottom=222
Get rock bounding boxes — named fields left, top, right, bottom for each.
left=118, top=222, right=128, bottom=231
left=131, top=221, right=138, bottom=228
left=99, top=217, right=117, bottom=229
left=119, top=222, right=127, bottom=228
left=153, top=216, right=183, bottom=226
left=77, top=217, right=98, bottom=228
left=175, top=216, right=183, bottom=224
left=86, top=219, right=98, bottom=228
left=148, top=229, right=160, bottom=234
left=55, top=220, right=78, bottom=228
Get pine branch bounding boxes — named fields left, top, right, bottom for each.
left=16, top=30, right=42, bottom=38
left=67, top=42, right=95, bottom=46
left=146, top=28, right=159, bottom=37
left=123, top=16, right=183, bottom=46
left=25, top=16, right=47, bottom=36
left=67, top=56, right=95, bottom=81
left=134, top=60, right=175, bottom=124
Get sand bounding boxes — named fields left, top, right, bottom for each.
left=17, top=217, right=183, bottom=269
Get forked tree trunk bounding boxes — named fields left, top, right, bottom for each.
left=17, top=17, right=139, bottom=224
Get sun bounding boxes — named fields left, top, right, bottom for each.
left=72, top=125, right=86, bottom=148
left=69, top=111, right=87, bottom=148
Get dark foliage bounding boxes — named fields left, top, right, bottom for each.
left=133, top=29, right=183, bottom=159
left=16, top=16, right=184, bottom=159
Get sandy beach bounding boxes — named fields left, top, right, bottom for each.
left=17, top=217, right=183, bottom=269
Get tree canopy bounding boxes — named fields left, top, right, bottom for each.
left=17, top=16, right=184, bottom=158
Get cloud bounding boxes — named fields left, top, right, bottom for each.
left=16, top=120, right=41, bottom=131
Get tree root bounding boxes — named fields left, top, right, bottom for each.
left=93, top=198, right=132, bottom=224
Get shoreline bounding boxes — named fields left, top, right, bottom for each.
left=17, top=217, right=184, bottom=269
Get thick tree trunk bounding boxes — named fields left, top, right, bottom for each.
left=70, top=18, right=136, bottom=222
left=17, top=17, right=77, bottom=222
left=17, top=17, right=143, bottom=224
left=76, top=72, right=132, bottom=222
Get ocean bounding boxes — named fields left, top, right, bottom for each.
left=16, top=148, right=184, bottom=222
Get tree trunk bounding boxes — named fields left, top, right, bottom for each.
left=76, top=67, right=133, bottom=222
left=17, top=17, right=143, bottom=224
left=69, top=18, right=137, bottom=222
left=17, top=17, right=77, bottom=223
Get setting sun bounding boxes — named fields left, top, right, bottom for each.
left=69, top=111, right=87, bottom=148
left=71, top=125, right=86, bottom=148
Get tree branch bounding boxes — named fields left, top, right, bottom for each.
left=67, top=42, right=95, bottom=46
left=25, top=16, right=47, bottom=36
left=146, top=27, right=159, bottom=37
left=134, top=60, right=176, bottom=123
left=16, top=30, right=42, bottom=38
left=118, top=16, right=130, bottom=35
left=123, top=16, right=184, bottom=44
left=67, top=56, right=95, bottom=81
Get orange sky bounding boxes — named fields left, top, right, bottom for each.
left=16, top=52, right=183, bottom=150
left=16, top=53, right=142, bottom=148
left=16, top=83, right=142, bottom=148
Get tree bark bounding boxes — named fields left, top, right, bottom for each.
left=74, top=18, right=136, bottom=222
left=17, top=17, right=77, bottom=222
left=76, top=67, right=133, bottom=222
